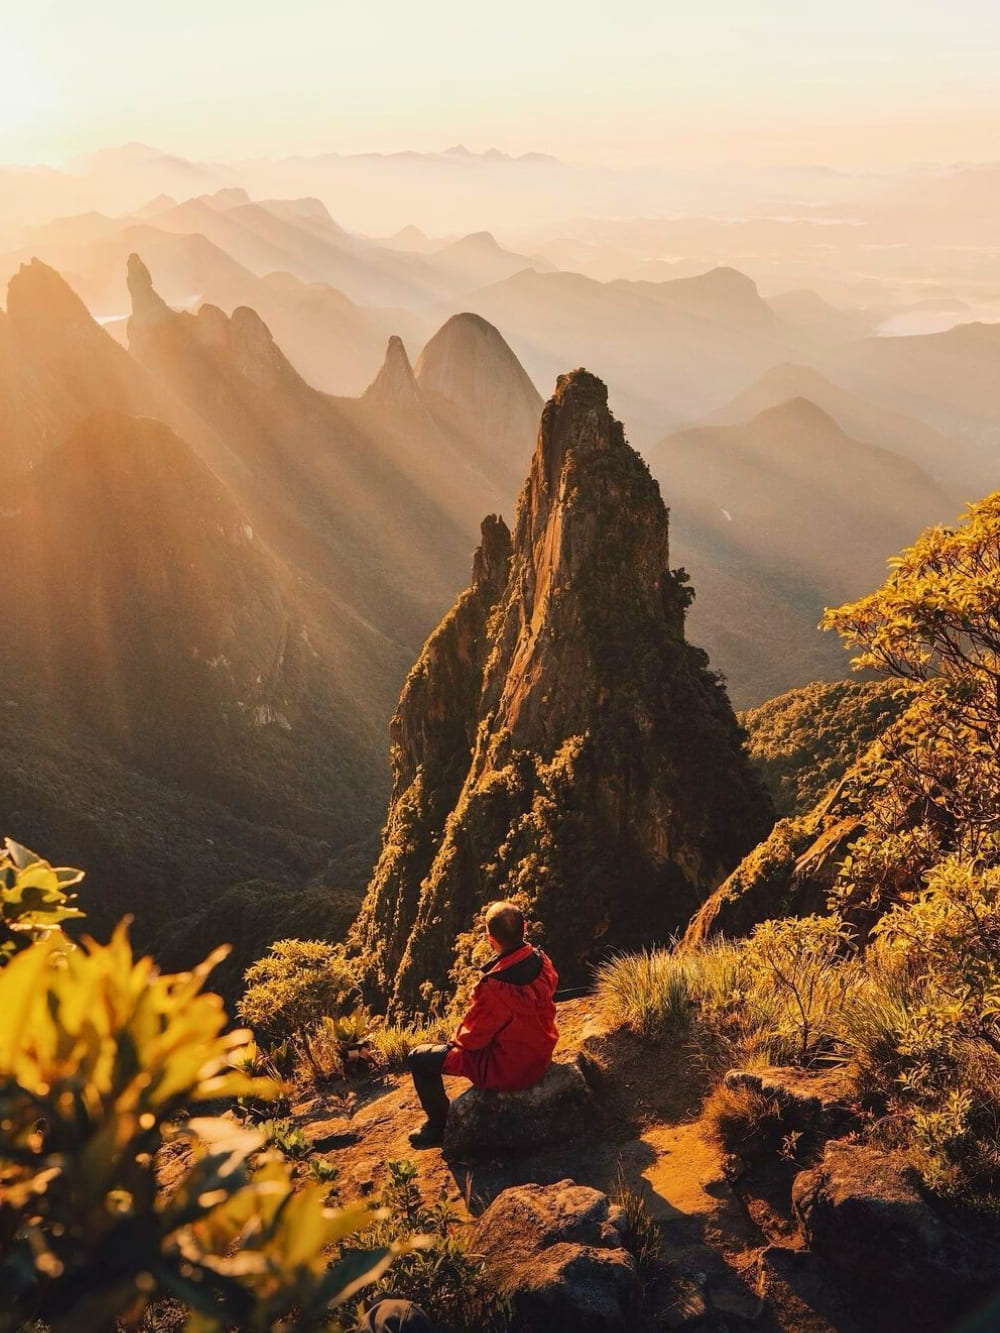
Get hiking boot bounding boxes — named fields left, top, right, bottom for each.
left=407, top=1120, right=446, bottom=1149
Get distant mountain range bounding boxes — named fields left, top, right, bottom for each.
left=2, top=154, right=998, bottom=975
left=0, top=255, right=539, bottom=981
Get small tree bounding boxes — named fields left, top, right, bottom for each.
left=822, top=494, right=1000, bottom=912
left=742, top=914, right=854, bottom=1063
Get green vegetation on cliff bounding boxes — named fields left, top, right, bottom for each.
left=354, top=370, right=772, bottom=1017
left=740, top=678, right=911, bottom=819
left=612, top=491, right=1000, bottom=1211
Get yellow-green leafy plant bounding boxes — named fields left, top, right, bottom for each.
left=0, top=915, right=410, bottom=1332
left=306, top=1008, right=375, bottom=1081
left=822, top=494, right=1000, bottom=916
left=0, top=838, right=84, bottom=961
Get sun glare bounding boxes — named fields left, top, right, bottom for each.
left=0, top=31, right=59, bottom=160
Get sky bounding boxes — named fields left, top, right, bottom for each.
left=2, top=0, right=999, bottom=168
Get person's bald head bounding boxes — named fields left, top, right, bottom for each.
left=485, top=901, right=525, bottom=951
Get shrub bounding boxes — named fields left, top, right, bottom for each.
left=0, top=924, right=407, bottom=1331
left=738, top=915, right=855, bottom=1065
left=368, top=1017, right=452, bottom=1071
left=350, top=1160, right=511, bottom=1333
left=239, top=938, right=360, bottom=1075
left=260, top=1117, right=313, bottom=1160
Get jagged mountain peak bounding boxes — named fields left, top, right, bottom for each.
left=126, top=257, right=303, bottom=391
left=355, top=368, right=772, bottom=1015
left=126, top=252, right=171, bottom=324
left=362, top=334, right=423, bottom=408
left=6, top=258, right=95, bottom=329
left=517, top=367, right=626, bottom=552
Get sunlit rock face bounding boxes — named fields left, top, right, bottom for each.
left=355, top=369, right=773, bottom=1016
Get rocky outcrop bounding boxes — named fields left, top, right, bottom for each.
left=472, top=1180, right=639, bottom=1332
left=355, top=369, right=773, bottom=1015
left=362, top=335, right=424, bottom=410
left=722, top=1067, right=857, bottom=1147
left=351, top=515, right=512, bottom=999
left=681, top=810, right=861, bottom=947
left=444, top=1059, right=597, bottom=1160
left=793, top=1141, right=1000, bottom=1303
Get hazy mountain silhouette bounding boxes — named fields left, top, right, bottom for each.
left=0, top=255, right=542, bottom=975
left=709, top=362, right=975, bottom=492
left=460, top=266, right=796, bottom=444
left=647, top=398, right=956, bottom=705
left=828, top=322, right=1000, bottom=451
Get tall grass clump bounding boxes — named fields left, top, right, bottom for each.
left=368, top=1016, right=453, bottom=1070
left=596, top=922, right=854, bottom=1067
left=594, top=948, right=694, bottom=1040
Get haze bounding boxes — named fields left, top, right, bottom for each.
left=3, top=0, right=1000, bottom=169
left=3, top=0, right=1000, bottom=1003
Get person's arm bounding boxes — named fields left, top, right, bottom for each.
left=451, top=983, right=510, bottom=1052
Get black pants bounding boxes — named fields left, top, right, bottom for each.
left=408, top=1043, right=452, bottom=1128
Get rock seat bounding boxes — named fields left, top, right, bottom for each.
left=443, top=1058, right=597, bottom=1159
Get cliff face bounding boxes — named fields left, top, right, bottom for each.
left=355, top=370, right=773, bottom=1015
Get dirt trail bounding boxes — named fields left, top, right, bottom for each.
left=293, top=999, right=913, bottom=1332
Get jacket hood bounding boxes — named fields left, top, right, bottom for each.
left=481, top=942, right=546, bottom=987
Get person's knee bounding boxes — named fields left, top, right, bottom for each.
left=408, top=1043, right=446, bottom=1076
left=408, top=1044, right=434, bottom=1074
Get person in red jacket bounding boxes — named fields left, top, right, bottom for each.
left=407, top=901, right=559, bottom=1148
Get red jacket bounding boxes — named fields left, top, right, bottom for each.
left=442, top=944, right=558, bottom=1090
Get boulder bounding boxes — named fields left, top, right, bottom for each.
left=724, top=1066, right=857, bottom=1139
left=792, top=1140, right=1000, bottom=1299
left=444, top=1059, right=597, bottom=1159
left=472, top=1179, right=639, bottom=1332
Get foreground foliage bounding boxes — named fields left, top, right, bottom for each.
left=597, top=870, right=1000, bottom=1207
left=349, top=1160, right=512, bottom=1333
left=821, top=493, right=1000, bottom=920
left=598, top=493, right=1000, bottom=1208
left=0, top=847, right=409, bottom=1332
left=0, top=836, right=84, bottom=961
